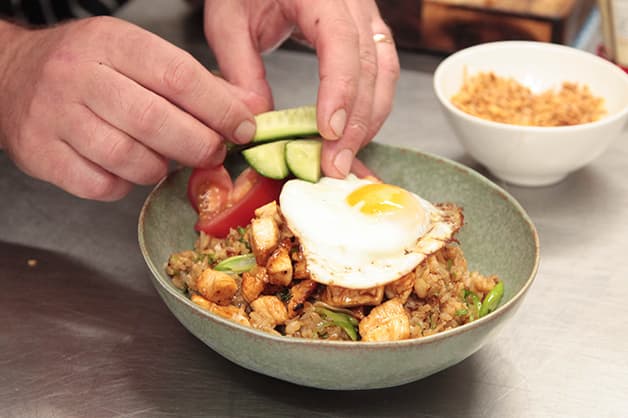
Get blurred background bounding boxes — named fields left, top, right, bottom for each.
left=375, top=0, right=598, bottom=53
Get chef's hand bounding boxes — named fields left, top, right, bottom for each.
left=0, top=17, right=256, bottom=201
left=204, top=0, right=400, bottom=178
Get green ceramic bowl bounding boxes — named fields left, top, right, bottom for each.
left=138, top=143, right=539, bottom=390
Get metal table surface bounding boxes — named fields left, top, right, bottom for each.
left=1, top=2, right=627, bottom=417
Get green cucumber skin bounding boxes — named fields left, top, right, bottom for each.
left=286, top=139, right=322, bottom=183
left=242, top=140, right=290, bottom=180
left=253, top=106, right=318, bottom=143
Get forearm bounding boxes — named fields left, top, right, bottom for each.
left=0, top=20, right=29, bottom=150
left=1, top=0, right=131, bottom=25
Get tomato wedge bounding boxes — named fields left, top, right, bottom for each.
left=187, top=166, right=233, bottom=216
left=188, top=166, right=284, bottom=238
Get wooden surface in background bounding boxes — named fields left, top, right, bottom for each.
left=377, top=0, right=596, bottom=53
left=428, top=0, right=577, bottom=17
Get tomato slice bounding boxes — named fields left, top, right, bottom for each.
left=187, top=166, right=233, bottom=215
left=189, top=167, right=284, bottom=238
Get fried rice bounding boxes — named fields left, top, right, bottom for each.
left=166, top=202, right=501, bottom=342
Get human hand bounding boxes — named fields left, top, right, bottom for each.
left=203, top=0, right=400, bottom=178
left=0, top=17, right=257, bottom=201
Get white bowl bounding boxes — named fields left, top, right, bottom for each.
left=434, top=41, right=628, bottom=186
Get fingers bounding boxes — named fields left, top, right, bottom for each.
left=282, top=1, right=398, bottom=178
left=203, top=2, right=282, bottom=113
left=82, top=63, right=227, bottom=168
left=281, top=0, right=360, bottom=141
left=320, top=0, right=378, bottom=177
left=16, top=137, right=132, bottom=201
left=59, top=104, right=169, bottom=185
left=369, top=19, right=400, bottom=140
left=99, top=18, right=257, bottom=144
left=351, top=158, right=380, bottom=181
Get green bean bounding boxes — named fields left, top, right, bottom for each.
left=213, top=253, right=256, bottom=273
left=479, top=281, right=505, bottom=317
left=315, top=307, right=359, bottom=341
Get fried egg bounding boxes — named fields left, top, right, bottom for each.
left=279, top=176, right=462, bottom=289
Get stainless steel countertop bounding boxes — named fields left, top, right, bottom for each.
left=1, top=2, right=627, bottom=417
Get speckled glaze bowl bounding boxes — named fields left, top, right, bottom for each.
left=138, top=143, right=539, bottom=390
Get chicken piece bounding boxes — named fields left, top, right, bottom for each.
left=291, top=248, right=310, bottom=280
left=241, top=265, right=268, bottom=303
left=196, top=268, right=238, bottom=306
left=385, top=273, right=415, bottom=304
left=359, top=298, right=410, bottom=342
left=249, top=295, right=289, bottom=331
left=266, top=241, right=293, bottom=286
left=322, top=285, right=384, bottom=308
left=254, top=201, right=280, bottom=219
left=287, top=279, right=318, bottom=318
left=250, top=216, right=280, bottom=266
left=190, top=294, right=250, bottom=327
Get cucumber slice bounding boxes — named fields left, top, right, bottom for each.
left=253, top=106, right=318, bottom=143
left=241, top=140, right=290, bottom=179
left=286, top=139, right=322, bottom=183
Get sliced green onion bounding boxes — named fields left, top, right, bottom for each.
left=315, top=307, right=359, bottom=341
left=464, top=289, right=482, bottom=320
left=214, top=253, right=256, bottom=273
left=277, top=288, right=292, bottom=302
left=479, top=281, right=505, bottom=318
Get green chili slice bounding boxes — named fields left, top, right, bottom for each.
left=479, top=281, right=505, bottom=317
left=214, top=253, right=256, bottom=273
left=463, top=289, right=482, bottom=320
left=315, top=307, right=359, bottom=341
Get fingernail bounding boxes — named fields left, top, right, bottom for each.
left=233, top=120, right=255, bottom=144
left=334, top=149, right=353, bottom=177
left=329, top=108, right=347, bottom=139
left=208, top=142, right=227, bottom=167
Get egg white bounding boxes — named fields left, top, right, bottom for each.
left=279, top=176, right=462, bottom=289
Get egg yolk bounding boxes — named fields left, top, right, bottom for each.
left=346, top=183, right=425, bottom=220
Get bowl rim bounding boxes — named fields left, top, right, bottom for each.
left=433, top=40, right=628, bottom=133
left=138, top=144, right=540, bottom=349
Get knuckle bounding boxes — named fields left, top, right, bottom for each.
left=359, top=48, right=378, bottom=81
left=215, top=99, right=238, bottom=132
left=348, top=114, right=370, bottom=138
left=102, top=133, right=135, bottom=168
left=82, top=174, right=119, bottom=201
left=381, top=59, right=400, bottom=82
left=132, top=97, right=168, bottom=138
left=139, top=158, right=168, bottom=185
left=321, top=73, right=358, bottom=102
left=162, top=53, right=198, bottom=96
left=79, top=15, right=119, bottom=35
left=193, top=134, right=222, bottom=166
